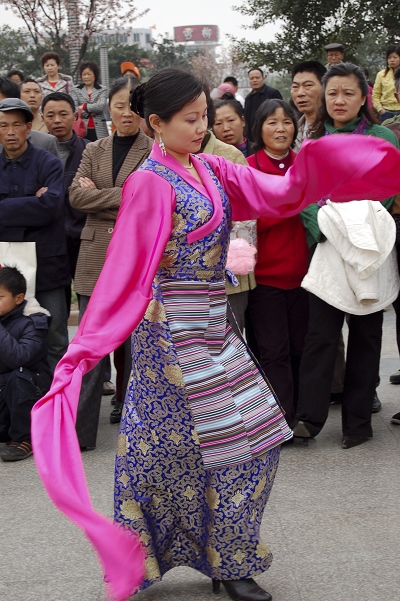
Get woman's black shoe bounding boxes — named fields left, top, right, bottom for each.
left=110, top=402, right=122, bottom=424
left=342, top=435, right=369, bottom=449
left=212, top=578, right=272, bottom=601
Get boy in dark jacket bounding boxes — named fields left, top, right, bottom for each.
left=0, top=266, right=52, bottom=461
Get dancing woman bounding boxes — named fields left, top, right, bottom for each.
left=31, top=68, right=400, bottom=601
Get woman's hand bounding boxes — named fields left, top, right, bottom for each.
left=78, top=177, right=97, bottom=189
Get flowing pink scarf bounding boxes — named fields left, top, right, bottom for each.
left=31, top=135, right=400, bottom=600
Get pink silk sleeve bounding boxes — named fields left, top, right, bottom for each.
left=201, top=134, right=400, bottom=221
left=31, top=170, right=174, bottom=601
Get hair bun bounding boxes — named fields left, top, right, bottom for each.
left=130, top=83, right=146, bottom=118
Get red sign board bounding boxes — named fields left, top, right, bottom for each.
left=174, top=25, right=219, bottom=43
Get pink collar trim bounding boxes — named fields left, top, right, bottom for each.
left=150, top=143, right=223, bottom=243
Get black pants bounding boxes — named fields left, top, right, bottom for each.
left=248, top=284, right=309, bottom=427
left=296, top=293, right=383, bottom=438
left=0, top=368, right=51, bottom=442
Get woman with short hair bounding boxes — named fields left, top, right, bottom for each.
left=36, top=51, right=73, bottom=97
left=70, top=60, right=108, bottom=141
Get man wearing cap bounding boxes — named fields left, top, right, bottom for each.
left=244, top=67, right=282, bottom=141
left=120, top=62, right=141, bottom=79
left=0, top=98, right=70, bottom=372
left=324, top=43, right=345, bottom=67
left=0, top=76, right=58, bottom=157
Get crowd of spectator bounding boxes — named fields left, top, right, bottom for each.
left=1, top=42, right=400, bottom=463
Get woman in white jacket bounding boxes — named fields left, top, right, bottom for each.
left=294, top=63, right=400, bottom=449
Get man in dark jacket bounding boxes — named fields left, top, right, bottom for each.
left=244, top=67, right=283, bottom=142
left=0, top=267, right=52, bottom=461
left=42, top=92, right=89, bottom=311
left=0, top=98, right=70, bottom=372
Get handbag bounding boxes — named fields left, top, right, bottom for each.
left=0, top=241, right=48, bottom=315
left=73, top=109, right=86, bottom=138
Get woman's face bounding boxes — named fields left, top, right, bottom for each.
left=155, top=92, right=208, bottom=158
left=325, top=74, right=366, bottom=128
left=213, top=105, right=245, bottom=146
left=109, top=87, right=141, bottom=137
left=388, top=52, right=400, bottom=70
left=44, top=59, right=59, bottom=79
left=81, top=68, right=96, bottom=88
left=261, top=107, right=295, bottom=155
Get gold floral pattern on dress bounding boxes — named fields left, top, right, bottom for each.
left=140, top=530, right=151, bottom=546
left=206, top=487, right=220, bottom=510
left=144, top=299, right=167, bottom=323
left=252, top=475, right=267, bottom=501
left=163, top=550, right=173, bottom=563
left=198, top=207, right=210, bottom=223
left=165, top=239, right=178, bottom=253
left=152, top=495, right=162, bottom=509
left=137, top=438, right=150, bottom=456
left=151, top=430, right=159, bottom=445
left=231, top=490, right=246, bottom=508
left=118, top=470, right=130, bottom=488
left=168, top=430, right=182, bottom=445
left=116, top=433, right=128, bottom=457
left=157, top=338, right=170, bottom=351
left=164, top=364, right=184, bottom=387
left=233, top=550, right=246, bottom=565
left=172, top=212, right=185, bottom=234
left=203, top=243, right=222, bottom=267
left=256, top=541, right=271, bottom=559
left=206, top=546, right=222, bottom=568
left=192, top=428, right=200, bottom=446
left=145, top=367, right=157, bottom=382
left=159, top=253, right=176, bottom=268
left=183, top=485, right=196, bottom=501
left=120, top=499, right=143, bottom=520
left=145, top=557, right=161, bottom=580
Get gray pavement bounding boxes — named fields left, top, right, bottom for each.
left=1, top=309, right=399, bottom=601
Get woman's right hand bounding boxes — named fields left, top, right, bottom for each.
left=78, top=177, right=97, bottom=189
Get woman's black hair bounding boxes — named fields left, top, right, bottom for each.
left=41, top=91, right=76, bottom=113
left=384, top=45, right=400, bottom=77
left=213, top=93, right=244, bottom=119
left=7, top=69, right=24, bottom=82
left=130, top=68, right=206, bottom=132
left=79, top=60, right=100, bottom=84
left=312, top=62, right=378, bottom=138
left=108, top=76, right=140, bottom=104
left=40, top=51, right=60, bottom=67
left=252, top=99, right=298, bottom=152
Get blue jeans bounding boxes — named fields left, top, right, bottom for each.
left=379, top=110, right=400, bottom=123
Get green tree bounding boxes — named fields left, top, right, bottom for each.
left=232, top=0, right=400, bottom=71
left=0, top=26, right=45, bottom=77
left=0, top=0, right=147, bottom=77
left=150, top=36, right=190, bottom=72
left=84, top=43, right=152, bottom=82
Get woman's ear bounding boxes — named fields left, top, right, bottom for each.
left=149, top=114, right=162, bottom=133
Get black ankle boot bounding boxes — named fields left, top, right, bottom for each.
left=212, top=578, right=272, bottom=601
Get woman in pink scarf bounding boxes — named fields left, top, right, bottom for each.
left=31, top=68, right=400, bottom=601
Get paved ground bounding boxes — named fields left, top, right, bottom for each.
left=1, top=309, right=399, bottom=601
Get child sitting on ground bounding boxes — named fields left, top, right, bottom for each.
left=0, top=266, right=52, bottom=461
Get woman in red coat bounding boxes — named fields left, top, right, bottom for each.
left=247, top=99, right=309, bottom=428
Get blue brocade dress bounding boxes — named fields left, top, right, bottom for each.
left=114, top=157, right=292, bottom=590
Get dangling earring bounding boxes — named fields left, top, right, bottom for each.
left=158, top=133, right=166, bottom=157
